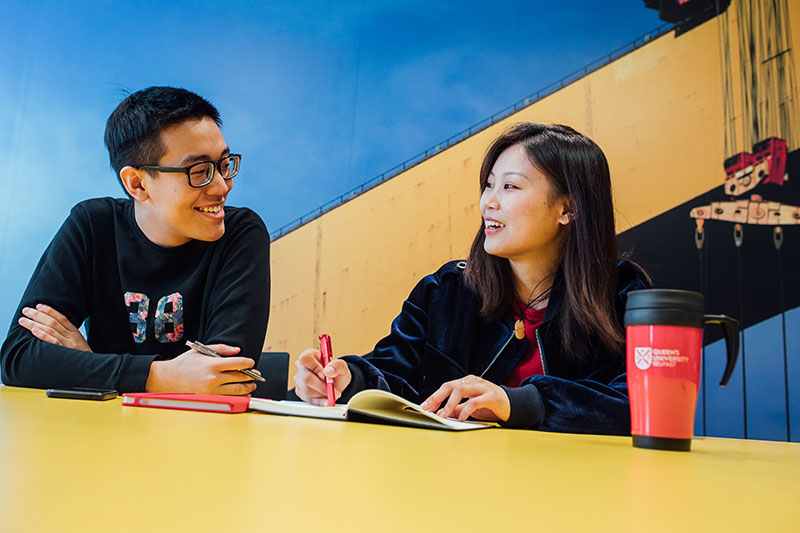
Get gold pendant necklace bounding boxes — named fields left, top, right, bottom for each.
left=516, top=279, right=553, bottom=341
left=514, top=319, right=525, bottom=340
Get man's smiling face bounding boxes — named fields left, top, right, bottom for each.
left=134, top=116, right=234, bottom=247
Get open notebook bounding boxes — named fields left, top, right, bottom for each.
left=123, top=389, right=491, bottom=431
left=251, top=389, right=491, bottom=431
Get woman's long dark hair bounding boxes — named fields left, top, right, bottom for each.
left=465, top=123, right=622, bottom=360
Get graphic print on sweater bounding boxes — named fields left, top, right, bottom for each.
left=124, top=291, right=184, bottom=343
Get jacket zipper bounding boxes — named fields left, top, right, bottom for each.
left=479, top=329, right=516, bottom=378
left=479, top=325, right=550, bottom=379
left=535, top=328, right=549, bottom=375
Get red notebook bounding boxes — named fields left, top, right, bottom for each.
left=122, top=393, right=250, bottom=413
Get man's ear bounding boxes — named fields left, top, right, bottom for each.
left=120, top=166, right=149, bottom=201
left=558, top=196, right=573, bottom=225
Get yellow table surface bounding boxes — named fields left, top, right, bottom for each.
left=1, top=385, right=798, bottom=532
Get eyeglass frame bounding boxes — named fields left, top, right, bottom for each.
left=137, top=153, right=242, bottom=188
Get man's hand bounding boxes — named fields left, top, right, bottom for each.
left=419, top=374, right=511, bottom=422
left=146, top=344, right=258, bottom=396
left=293, top=348, right=351, bottom=406
left=18, top=304, right=92, bottom=352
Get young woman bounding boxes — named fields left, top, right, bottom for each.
left=294, top=123, right=650, bottom=434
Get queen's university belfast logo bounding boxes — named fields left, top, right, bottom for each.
left=635, top=347, right=653, bottom=370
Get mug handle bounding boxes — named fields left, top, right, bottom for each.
left=704, top=314, right=740, bottom=386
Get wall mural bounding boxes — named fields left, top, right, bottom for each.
left=622, top=0, right=799, bottom=441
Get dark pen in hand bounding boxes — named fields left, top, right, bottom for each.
left=185, top=340, right=266, bottom=382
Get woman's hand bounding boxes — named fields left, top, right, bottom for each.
left=294, top=348, right=352, bottom=406
left=419, top=374, right=511, bottom=422
left=18, top=304, right=92, bottom=352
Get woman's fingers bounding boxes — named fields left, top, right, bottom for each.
left=452, top=395, right=495, bottom=421
left=421, top=375, right=510, bottom=422
left=294, top=350, right=328, bottom=402
left=297, top=348, right=324, bottom=376
left=419, top=381, right=456, bottom=412
left=437, top=381, right=486, bottom=419
left=323, top=359, right=351, bottom=397
left=294, top=348, right=351, bottom=404
left=421, top=375, right=479, bottom=413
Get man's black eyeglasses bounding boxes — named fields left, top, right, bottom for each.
left=138, top=154, right=241, bottom=188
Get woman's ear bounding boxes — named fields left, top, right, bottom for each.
left=120, top=166, right=149, bottom=202
left=558, top=196, right=573, bottom=225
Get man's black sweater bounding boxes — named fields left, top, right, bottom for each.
left=1, top=197, right=270, bottom=392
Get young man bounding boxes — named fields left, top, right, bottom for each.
left=1, top=86, right=270, bottom=395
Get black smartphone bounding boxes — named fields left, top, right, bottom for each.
left=46, top=387, right=118, bottom=400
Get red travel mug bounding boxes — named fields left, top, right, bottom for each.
left=625, top=289, right=739, bottom=451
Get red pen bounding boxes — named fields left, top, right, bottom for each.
left=319, top=334, right=336, bottom=407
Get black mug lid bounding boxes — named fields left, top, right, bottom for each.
left=625, top=289, right=704, bottom=313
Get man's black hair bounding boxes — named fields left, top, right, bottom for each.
left=104, top=86, right=222, bottom=194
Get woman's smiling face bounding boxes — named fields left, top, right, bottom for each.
left=479, top=143, right=570, bottom=263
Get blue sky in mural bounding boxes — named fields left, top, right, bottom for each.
left=0, top=1, right=663, bottom=330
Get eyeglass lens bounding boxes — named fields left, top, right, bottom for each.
left=189, top=156, right=239, bottom=187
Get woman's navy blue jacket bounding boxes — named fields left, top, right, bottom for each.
left=340, top=259, right=651, bottom=434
